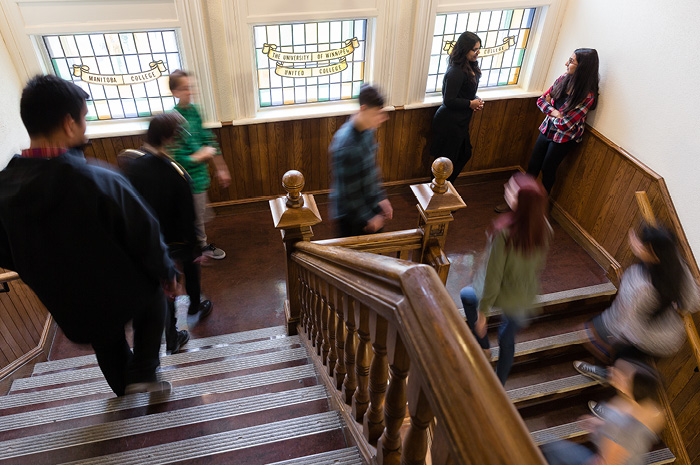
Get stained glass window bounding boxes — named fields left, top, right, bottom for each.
left=42, top=30, right=182, bottom=121
left=427, top=8, right=536, bottom=94
left=253, top=19, right=367, bottom=107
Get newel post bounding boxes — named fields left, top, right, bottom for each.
left=269, top=170, right=322, bottom=335
left=410, top=158, right=466, bottom=283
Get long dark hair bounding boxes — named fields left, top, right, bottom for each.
left=491, top=173, right=549, bottom=255
left=551, top=48, right=600, bottom=111
left=639, top=225, right=685, bottom=320
left=449, top=31, right=482, bottom=84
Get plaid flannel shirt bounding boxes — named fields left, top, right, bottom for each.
left=329, top=120, right=386, bottom=225
left=537, top=74, right=595, bottom=143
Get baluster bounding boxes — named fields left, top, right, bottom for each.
left=333, top=293, right=347, bottom=390
left=298, top=269, right=308, bottom=335
left=363, top=313, right=388, bottom=444
left=352, top=303, right=371, bottom=422
left=377, top=334, right=410, bottom=465
left=314, top=276, right=323, bottom=355
left=320, top=281, right=330, bottom=363
left=342, top=296, right=358, bottom=405
left=326, top=286, right=338, bottom=375
left=309, top=273, right=319, bottom=348
left=401, top=374, right=433, bottom=465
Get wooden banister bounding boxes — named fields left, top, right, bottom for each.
left=292, top=241, right=546, bottom=464
left=635, top=191, right=700, bottom=371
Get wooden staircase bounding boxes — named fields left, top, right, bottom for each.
left=0, top=326, right=363, bottom=464
left=463, top=282, right=676, bottom=464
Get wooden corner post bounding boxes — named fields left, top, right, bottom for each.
left=410, top=158, right=466, bottom=284
left=269, top=170, right=322, bottom=335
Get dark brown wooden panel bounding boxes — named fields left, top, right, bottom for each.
left=550, top=125, right=700, bottom=465
left=84, top=97, right=542, bottom=205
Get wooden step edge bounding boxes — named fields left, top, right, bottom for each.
left=265, top=447, right=363, bottom=465
left=489, top=329, right=588, bottom=362
left=508, top=374, right=598, bottom=404
left=15, top=335, right=304, bottom=392
left=33, top=326, right=289, bottom=375
left=533, top=422, right=675, bottom=465
left=458, top=282, right=617, bottom=321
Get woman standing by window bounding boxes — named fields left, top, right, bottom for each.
left=430, top=31, right=484, bottom=184
left=461, top=173, right=551, bottom=385
left=496, top=48, right=599, bottom=212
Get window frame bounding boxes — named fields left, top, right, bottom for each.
left=222, top=0, right=398, bottom=120
left=405, top=0, right=567, bottom=108
left=0, top=0, right=217, bottom=137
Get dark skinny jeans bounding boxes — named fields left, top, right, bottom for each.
left=526, top=133, right=578, bottom=193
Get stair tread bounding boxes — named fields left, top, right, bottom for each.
left=0, top=386, right=329, bottom=460
left=0, top=364, right=317, bottom=433
left=265, top=447, right=362, bottom=465
left=508, top=374, right=599, bottom=404
left=14, top=335, right=302, bottom=391
left=490, top=329, right=588, bottom=361
left=457, top=282, right=617, bottom=320
left=6, top=347, right=309, bottom=403
left=33, top=326, right=288, bottom=375
left=52, top=411, right=344, bottom=465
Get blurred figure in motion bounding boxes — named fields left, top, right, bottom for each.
left=121, top=112, right=214, bottom=354
left=329, top=84, right=393, bottom=237
left=0, top=75, right=175, bottom=396
left=542, top=358, right=665, bottom=465
left=460, top=172, right=551, bottom=385
left=169, top=69, right=231, bottom=260
left=574, top=224, right=699, bottom=384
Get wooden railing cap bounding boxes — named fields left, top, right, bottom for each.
left=410, top=158, right=467, bottom=213
left=269, top=170, right=322, bottom=230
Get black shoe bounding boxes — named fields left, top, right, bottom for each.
left=588, top=400, right=608, bottom=420
left=167, top=330, right=190, bottom=354
left=188, top=300, right=213, bottom=318
left=574, top=361, right=609, bottom=385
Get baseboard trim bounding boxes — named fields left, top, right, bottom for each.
left=550, top=200, right=623, bottom=287
left=652, top=358, right=692, bottom=465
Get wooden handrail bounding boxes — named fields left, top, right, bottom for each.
left=293, top=241, right=546, bottom=464
left=0, top=271, right=20, bottom=283
left=635, top=191, right=700, bottom=370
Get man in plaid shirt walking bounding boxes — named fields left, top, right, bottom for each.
left=329, top=85, right=393, bottom=238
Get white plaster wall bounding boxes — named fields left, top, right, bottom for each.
left=546, top=0, right=700, bottom=259
left=0, top=33, right=29, bottom=170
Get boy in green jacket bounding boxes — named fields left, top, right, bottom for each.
left=169, top=70, right=231, bottom=259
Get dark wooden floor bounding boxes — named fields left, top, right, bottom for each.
left=48, top=174, right=608, bottom=361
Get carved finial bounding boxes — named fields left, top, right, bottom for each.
left=430, top=157, right=453, bottom=194
left=283, top=170, right=305, bottom=208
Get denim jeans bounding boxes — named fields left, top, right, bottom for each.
left=460, top=286, right=525, bottom=385
left=541, top=440, right=596, bottom=465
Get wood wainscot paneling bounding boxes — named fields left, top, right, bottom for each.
left=548, top=126, right=700, bottom=465
left=84, top=97, right=543, bottom=208
left=0, top=271, right=55, bottom=386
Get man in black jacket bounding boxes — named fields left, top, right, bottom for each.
left=0, top=75, right=176, bottom=396
left=121, top=112, right=213, bottom=354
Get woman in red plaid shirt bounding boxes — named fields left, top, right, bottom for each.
left=496, top=48, right=599, bottom=212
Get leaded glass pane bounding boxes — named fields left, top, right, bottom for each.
left=427, top=8, right=537, bottom=95
left=253, top=19, right=367, bottom=107
left=43, top=29, right=182, bottom=120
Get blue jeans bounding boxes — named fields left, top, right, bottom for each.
left=460, top=286, right=524, bottom=385
left=541, top=440, right=595, bottom=465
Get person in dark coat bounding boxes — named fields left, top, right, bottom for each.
left=430, top=31, right=484, bottom=183
left=0, top=75, right=176, bottom=396
left=121, top=112, right=214, bottom=354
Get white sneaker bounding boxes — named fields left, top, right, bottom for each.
left=201, top=243, right=226, bottom=259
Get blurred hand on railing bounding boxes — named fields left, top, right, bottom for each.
left=365, top=214, right=385, bottom=233
left=379, top=199, right=393, bottom=220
